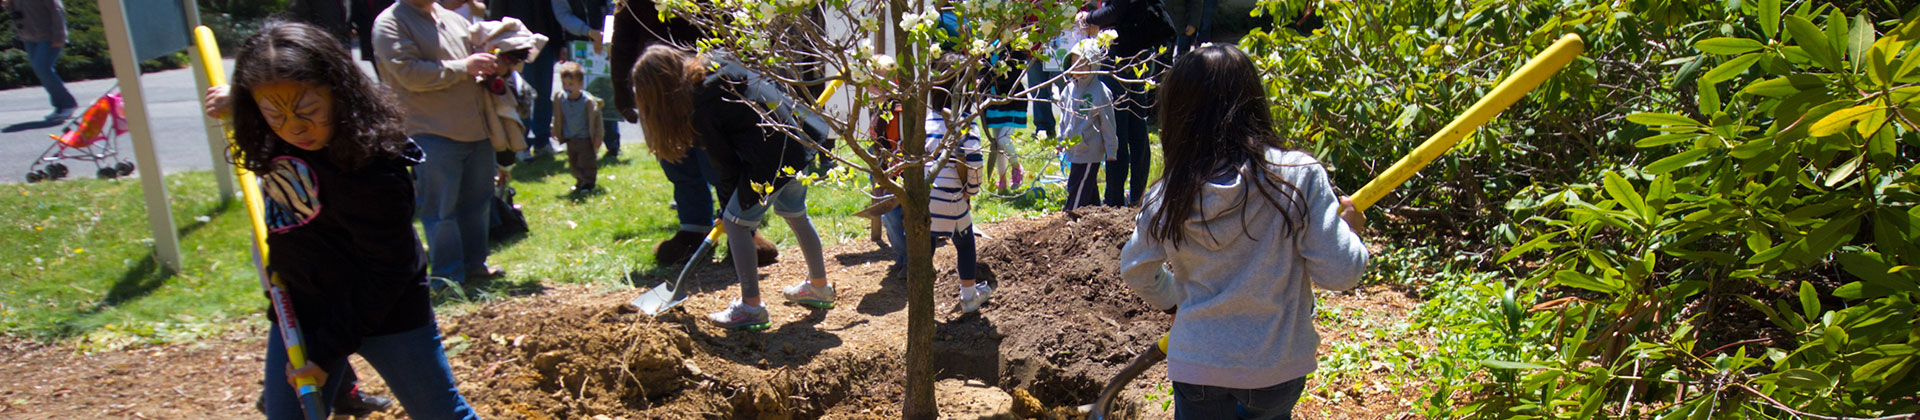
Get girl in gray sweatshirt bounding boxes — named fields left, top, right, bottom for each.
left=1118, top=45, right=1369, bottom=419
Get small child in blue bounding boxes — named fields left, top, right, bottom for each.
left=1056, top=46, right=1116, bottom=210
left=552, top=61, right=604, bottom=192
left=1118, top=45, right=1369, bottom=420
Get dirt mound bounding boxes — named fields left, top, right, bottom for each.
left=442, top=290, right=902, bottom=419
left=939, top=206, right=1174, bottom=417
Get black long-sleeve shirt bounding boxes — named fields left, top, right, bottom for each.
left=262, top=142, right=433, bottom=368
left=693, top=56, right=830, bottom=206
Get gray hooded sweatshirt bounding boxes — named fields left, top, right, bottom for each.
left=1119, top=148, right=1369, bottom=389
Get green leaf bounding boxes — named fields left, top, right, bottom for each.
left=1824, top=325, right=1849, bottom=352
left=1749, top=242, right=1790, bottom=264
left=1848, top=14, right=1874, bottom=71
left=1603, top=172, right=1647, bottom=221
left=1741, top=74, right=1825, bottom=97
left=1704, top=52, right=1758, bottom=82
left=1803, top=211, right=1862, bottom=256
left=1645, top=148, right=1712, bottom=175
left=1695, top=37, right=1766, bottom=55
left=1759, top=0, right=1780, bottom=38
left=1627, top=113, right=1703, bottom=127
left=1635, top=133, right=1698, bottom=148
left=1554, top=270, right=1622, bottom=294
left=1500, top=231, right=1563, bottom=263
left=1481, top=359, right=1551, bottom=370
left=1825, top=154, right=1862, bottom=187
left=1786, top=15, right=1841, bottom=71
left=1776, top=368, right=1831, bottom=390
left=1810, top=105, right=1884, bottom=137
left=1797, top=281, right=1820, bottom=322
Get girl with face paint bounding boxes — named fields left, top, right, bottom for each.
left=226, top=21, right=483, bottom=420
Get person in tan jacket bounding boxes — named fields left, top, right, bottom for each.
left=551, top=62, right=604, bottom=192
left=373, top=0, right=504, bottom=284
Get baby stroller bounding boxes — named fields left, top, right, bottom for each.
left=25, top=89, right=135, bottom=183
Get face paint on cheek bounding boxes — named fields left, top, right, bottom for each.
left=253, top=81, right=336, bottom=150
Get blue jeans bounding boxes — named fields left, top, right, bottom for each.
left=880, top=207, right=976, bottom=280
left=523, top=46, right=561, bottom=153
left=414, top=134, right=495, bottom=283
left=263, top=322, right=479, bottom=420
left=1026, top=62, right=1058, bottom=137
left=602, top=119, right=621, bottom=153
left=25, top=41, right=76, bottom=111
left=1176, top=0, right=1220, bottom=54
left=659, top=148, right=719, bottom=232
left=1172, top=377, right=1306, bottom=420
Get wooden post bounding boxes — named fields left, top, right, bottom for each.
left=181, top=0, right=237, bottom=202
left=97, top=0, right=183, bottom=271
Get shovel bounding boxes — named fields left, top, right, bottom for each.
left=631, top=224, right=726, bottom=316
left=1079, top=33, right=1588, bottom=417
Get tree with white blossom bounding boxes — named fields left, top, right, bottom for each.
left=647, top=0, right=1141, bottom=416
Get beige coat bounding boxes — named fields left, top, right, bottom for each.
left=372, top=2, right=490, bottom=142
left=550, top=91, right=604, bottom=145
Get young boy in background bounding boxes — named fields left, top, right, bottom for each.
left=552, top=61, right=605, bottom=192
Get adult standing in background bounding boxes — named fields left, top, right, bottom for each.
left=4, top=0, right=75, bottom=121
left=487, top=0, right=562, bottom=158
left=351, top=0, right=397, bottom=64
left=1085, top=0, right=1174, bottom=207
left=286, top=0, right=352, bottom=45
left=374, top=0, right=505, bottom=285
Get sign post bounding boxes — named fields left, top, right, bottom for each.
left=95, top=0, right=194, bottom=271
left=180, top=0, right=237, bottom=201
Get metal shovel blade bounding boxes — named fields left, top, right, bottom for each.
left=630, top=227, right=725, bottom=316
left=1077, top=343, right=1167, bottom=419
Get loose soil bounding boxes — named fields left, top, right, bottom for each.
left=0, top=208, right=1430, bottom=419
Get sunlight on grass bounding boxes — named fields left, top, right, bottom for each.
left=0, top=126, right=1145, bottom=349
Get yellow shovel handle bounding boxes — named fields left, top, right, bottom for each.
left=1349, top=34, right=1586, bottom=210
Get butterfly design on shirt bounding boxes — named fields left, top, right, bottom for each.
left=261, top=156, right=322, bottom=233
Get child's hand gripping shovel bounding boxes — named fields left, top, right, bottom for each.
left=1079, top=33, right=1587, bottom=419
left=630, top=224, right=726, bottom=316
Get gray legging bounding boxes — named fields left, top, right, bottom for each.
left=725, top=214, right=827, bottom=300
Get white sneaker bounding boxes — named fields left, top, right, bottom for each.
left=959, top=283, right=992, bottom=313
left=707, top=300, right=770, bottom=330
left=780, top=281, right=836, bottom=309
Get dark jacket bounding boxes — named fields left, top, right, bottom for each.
left=1086, top=0, right=1174, bottom=57
left=552, top=0, right=610, bottom=45
left=487, top=0, right=561, bottom=37
left=263, top=142, right=433, bottom=368
left=609, top=0, right=704, bottom=122
left=350, top=0, right=396, bottom=61
left=286, top=0, right=351, bottom=44
left=693, top=56, right=830, bottom=206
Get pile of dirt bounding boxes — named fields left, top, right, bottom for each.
left=439, top=290, right=903, bottom=420
left=939, top=206, right=1174, bottom=417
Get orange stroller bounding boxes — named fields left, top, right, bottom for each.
left=25, top=90, right=134, bottom=182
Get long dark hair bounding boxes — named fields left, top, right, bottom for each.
left=630, top=45, right=706, bottom=162
left=228, top=21, right=408, bottom=173
left=1147, top=45, right=1306, bottom=247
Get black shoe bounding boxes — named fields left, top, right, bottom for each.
left=604, top=149, right=620, bottom=159
left=333, top=386, right=394, bottom=417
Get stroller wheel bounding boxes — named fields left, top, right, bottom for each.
left=26, top=170, right=46, bottom=183
left=115, top=162, right=135, bottom=176
left=46, top=163, right=68, bottom=179
left=98, top=167, right=119, bottom=179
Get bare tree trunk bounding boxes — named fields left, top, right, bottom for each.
left=892, top=0, right=937, bottom=416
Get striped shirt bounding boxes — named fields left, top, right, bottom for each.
left=925, top=113, right=985, bottom=234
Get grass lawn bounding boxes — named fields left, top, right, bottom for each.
left=0, top=132, right=1094, bottom=350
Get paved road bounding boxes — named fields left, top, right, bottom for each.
left=0, top=58, right=244, bottom=184
left=0, top=52, right=641, bottom=185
